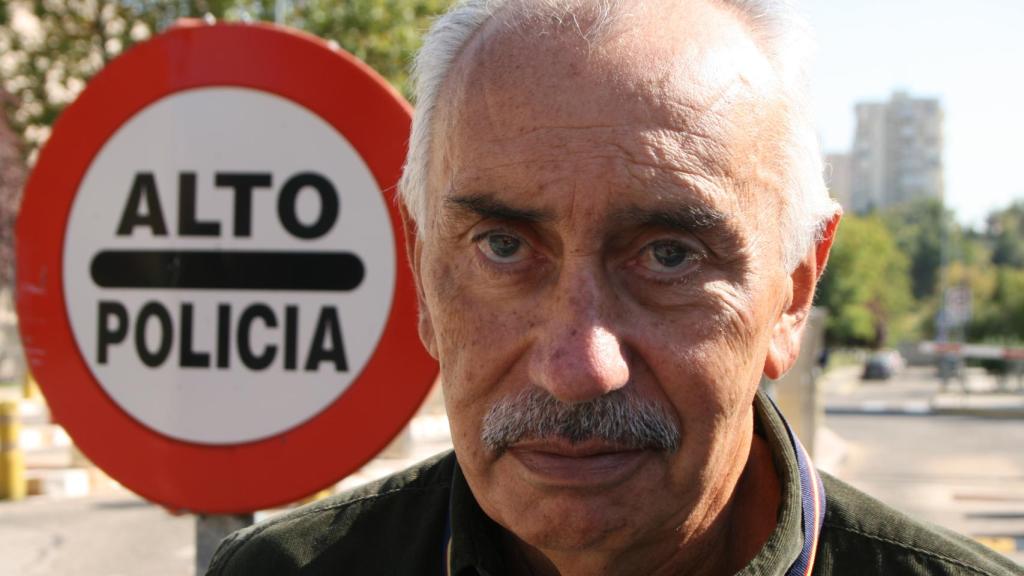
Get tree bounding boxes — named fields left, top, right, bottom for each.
left=881, top=197, right=953, bottom=301
left=987, top=201, right=1024, bottom=268
left=0, top=0, right=451, bottom=159
left=0, top=87, right=25, bottom=288
left=0, top=1, right=279, bottom=158
left=287, top=0, right=452, bottom=100
left=816, top=214, right=914, bottom=347
left=967, top=266, right=1024, bottom=343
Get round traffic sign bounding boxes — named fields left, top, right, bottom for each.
left=16, top=21, right=438, bottom=513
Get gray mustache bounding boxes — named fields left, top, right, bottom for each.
left=480, top=388, right=681, bottom=454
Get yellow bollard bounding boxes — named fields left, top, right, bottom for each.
left=0, top=401, right=26, bottom=500
left=296, top=489, right=333, bottom=506
left=22, top=372, right=42, bottom=401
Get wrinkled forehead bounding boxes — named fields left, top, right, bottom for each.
left=429, top=0, right=785, bottom=213
left=446, top=2, right=775, bottom=137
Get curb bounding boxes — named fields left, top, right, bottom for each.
left=826, top=402, right=1024, bottom=419
left=931, top=406, right=1024, bottom=419
left=826, top=401, right=933, bottom=416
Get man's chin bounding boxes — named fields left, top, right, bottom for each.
left=484, top=445, right=667, bottom=551
left=495, top=491, right=638, bottom=554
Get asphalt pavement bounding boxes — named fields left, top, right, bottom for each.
left=0, top=492, right=194, bottom=576
left=820, top=363, right=1024, bottom=567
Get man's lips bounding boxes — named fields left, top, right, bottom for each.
left=505, top=439, right=648, bottom=488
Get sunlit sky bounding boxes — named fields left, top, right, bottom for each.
left=801, top=0, right=1024, bottom=229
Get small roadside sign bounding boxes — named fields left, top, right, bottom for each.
left=16, top=21, right=437, bottom=513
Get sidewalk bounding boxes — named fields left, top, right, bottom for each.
left=821, top=363, right=1024, bottom=418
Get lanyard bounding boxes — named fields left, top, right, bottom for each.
left=442, top=409, right=826, bottom=576
left=783, top=413, right=827, bottom=576
left=442, top=514, right=453, bottom=576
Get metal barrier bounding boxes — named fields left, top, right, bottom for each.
left=919, top=342, right=1024, bottom=391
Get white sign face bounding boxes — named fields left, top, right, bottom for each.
left=63, top=87, right=396, bottom=444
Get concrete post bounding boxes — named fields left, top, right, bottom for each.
left=0, top=400, right=26, bottom=500
left=770, top=308, right=826, bottom=457
left=196, top=514, right=254, bottom=574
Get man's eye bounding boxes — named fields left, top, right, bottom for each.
left=476, top=232, right=529, bottom=263
left=639, top=240, right=702, bottom=273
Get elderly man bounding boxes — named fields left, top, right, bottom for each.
left=207, top=1, right=1021, bottom=574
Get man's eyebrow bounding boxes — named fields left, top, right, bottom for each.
left=616, top=205, right=730, bottom=234
left=445, top=194, right=553, bottom=224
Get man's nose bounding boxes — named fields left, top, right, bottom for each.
left=527, top=270, right=630, bottom=403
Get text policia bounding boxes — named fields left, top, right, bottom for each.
left=89, top=170, right=361, bottom=373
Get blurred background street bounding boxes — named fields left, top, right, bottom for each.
left=823, top=363, right=1024, bottom=566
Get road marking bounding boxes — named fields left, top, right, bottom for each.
left=903, top=401, right=932, bottom=414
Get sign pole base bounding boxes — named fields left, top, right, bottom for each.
left=196, top=513, right=254, bottom=574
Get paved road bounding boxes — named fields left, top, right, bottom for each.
left=823, top=365, right=1024, bottom=567
left=0, top=493, right=193, bottom=576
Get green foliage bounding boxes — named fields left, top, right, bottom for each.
left=0, top=88, right=24, bottom=288
left=286, top=0, right=451, bottom=101
left=950, top=203, right=1024, bottom=344
left=0, top=0, right=451, bottom=158
left=880, top=198, right=951, bottom=300
left=819, top=198, right=1024, bottom=348
left=988, top=201, right=1024, bottom=267
left=0, top=0, right=265, bottom=155
left=816, top=214, right=914, bottom=347
left=967, top=266, right=1024, bottom=343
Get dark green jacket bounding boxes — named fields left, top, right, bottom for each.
left=207, top=396, right=1021, bottom=575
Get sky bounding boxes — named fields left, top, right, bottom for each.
left=800, top=0, right=1024, bottom=228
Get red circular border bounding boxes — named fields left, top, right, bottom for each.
left=15, top=22, right=438, bottom=513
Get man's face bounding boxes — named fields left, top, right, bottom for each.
left=413, top=0, right=803, bottom=558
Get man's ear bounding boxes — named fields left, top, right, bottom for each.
left=763, top=211, right=842, bottom=379
left=399, top=200, right=439, bottom=359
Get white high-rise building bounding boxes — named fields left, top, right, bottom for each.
left=849, top=92, right=943, bottom=213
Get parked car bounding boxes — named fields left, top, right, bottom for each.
left=862, top=350, right=904, bottom=381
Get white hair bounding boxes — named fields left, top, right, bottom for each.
left=398, top=0, right=839, bottom=271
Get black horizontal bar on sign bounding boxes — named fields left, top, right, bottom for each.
left=90, top=250, right=365, bottom=291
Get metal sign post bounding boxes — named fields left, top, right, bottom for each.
left=196, top=514, right=255, bottom=573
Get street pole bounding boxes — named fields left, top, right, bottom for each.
left=936, top=200, right=953, bottom=390
left=196, top=513, right=255, bottom=574
left=198, top=5, right=283, bottom=571
left=195, top=5, right=284, bottom=573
